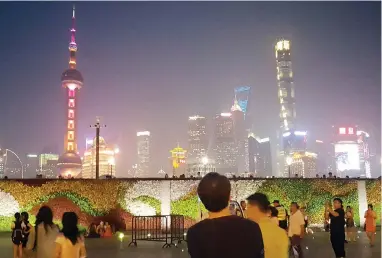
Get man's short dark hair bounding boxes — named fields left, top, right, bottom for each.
left=197, top=172, right=231, bottom=212
left=291, top=202, right=299, bottom=209
left=273, top=200, right=280, bottom=204
left=247, top=193, right=270, bottom=213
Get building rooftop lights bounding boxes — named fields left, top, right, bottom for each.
left=259, top=137, right=270, bottom=143
left=189, top=115, right=205, bottom=120
left=220, top=113, right=232, bottom=117
left=137, top=131, right=150, bottom=137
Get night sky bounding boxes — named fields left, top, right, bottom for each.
left=0, top=2, right=380, bottom=177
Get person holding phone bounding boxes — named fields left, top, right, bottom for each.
left=325, top=198, right=345, bottom=258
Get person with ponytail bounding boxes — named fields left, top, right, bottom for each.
left=55, top=212, right=86, bottom=258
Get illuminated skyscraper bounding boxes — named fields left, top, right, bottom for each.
left=231, top=99, right=246, bottom=173
left=289, top=152, right=317, bottom=178
left=247, top=133, right=272, bottom=177
left=38, top=153, right=59, bottom=178
left=170, top=145, right=187, bottom=177
left=137, top=131, right=151, bottom=177
left=275, top=39, right=295, bottom=132
left=234, top=86, right=251, bottom=119
left=57, top=6, right=83, bottom=178
left=82, top=137, right=117, bottom=178
left=357, top=130, right=371, bottom=178
left=214, top=113, right=237, bottom=175
left=188, top=116, right=208, bottom=162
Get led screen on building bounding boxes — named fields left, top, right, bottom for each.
left=335, top=143, right=360, bottom=172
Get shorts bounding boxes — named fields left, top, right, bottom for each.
left=12, top=238, right=22, bottom=246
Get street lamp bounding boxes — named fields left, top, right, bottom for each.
left=286, top=156, right=293, bottom=178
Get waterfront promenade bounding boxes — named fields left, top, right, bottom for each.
left=0, top=231, right=380, bottom=258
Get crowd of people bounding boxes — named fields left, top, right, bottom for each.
left=10, top=207, right=86, bottom=258
left=85, top=221, right=113, bottom=238
left=187, top=172, right=378, bottom=258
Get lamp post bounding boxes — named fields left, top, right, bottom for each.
left=286, top=156, right=293, bottom=178
left=90, top=117, right=106, bottom=179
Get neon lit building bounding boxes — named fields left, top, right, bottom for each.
left=357, top=130, right=371, bottom=178
left=82, top=137, right=117, bottom=178
left=57, top=6, right=83, bottom=178
left=26, top=154, right=39, bottom=178
left=275, top=39, right=295, bottom=132
left=38, top=153, right=59, bottom=178
left=234, top=86, right=251, bottom=119
left=137, top=131, right=151, bottom=177
left=213, top=113, right=237, bottom=175
left=333, top=126, right=362, bottom=178
left=170, top=145, right=187, bottom=177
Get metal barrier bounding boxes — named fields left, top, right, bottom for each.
left=128, top=215, right=185, bottom=248
left=170, top=215, right=186, bottom=244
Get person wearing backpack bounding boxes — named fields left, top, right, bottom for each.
left=11, top=212, right=23, bottom=258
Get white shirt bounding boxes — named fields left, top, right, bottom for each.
left=288, top=210, right=305, bottom=237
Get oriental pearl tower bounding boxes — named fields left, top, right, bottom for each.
left=57, top=5, right=83, bottom=178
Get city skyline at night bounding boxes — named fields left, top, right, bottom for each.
left=0, top=2, right=380, bottom=178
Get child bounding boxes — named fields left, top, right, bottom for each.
left=11, top=212, right=23, bottom=258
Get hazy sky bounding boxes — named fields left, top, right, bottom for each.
left=0, top=2, right=380, bottom=177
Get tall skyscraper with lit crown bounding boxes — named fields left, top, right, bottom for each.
left=275, top=39, right=295, bottom=132
left=57, top=6, right=83, bottom=178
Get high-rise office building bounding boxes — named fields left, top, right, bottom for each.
left=247, top=134, right=272, bottom=177
left=357, top=130, right=371, bottom=178
left=231, top=99, right=246, bottom=173
left=137, top=131, right=151, bottom=177
left=39, top=153, right=59, bottom=178
left=82, top=137, right=116, bottom=178
left=57, top=6, right=83, bottom=178
left=188, top=116, right=208, bottom=162
left=214, top=113, right=237, bottom=175
left=288, top=151, right=317, bottom=178
left=26, top=154, right=39, bottom=178
left=234, top=86, right=251, bottom=120
left=275, top=39, right=295, bottom=132
left=333, top=126, right=363, bottom=178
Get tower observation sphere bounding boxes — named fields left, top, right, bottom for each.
left=57, top=5, right=83, bottom=178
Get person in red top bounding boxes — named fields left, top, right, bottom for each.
left=187, top=172, right=264, bottom=258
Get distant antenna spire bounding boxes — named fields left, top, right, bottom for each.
left=68, top=4, right=77, bottom=69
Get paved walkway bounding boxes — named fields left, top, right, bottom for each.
left=0, top=231, right=380, bottom=257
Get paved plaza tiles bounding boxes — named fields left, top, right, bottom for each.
left=0, top=231, right=380, bottom=257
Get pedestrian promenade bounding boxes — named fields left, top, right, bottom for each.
left=0, top=231, right=380, bottom=258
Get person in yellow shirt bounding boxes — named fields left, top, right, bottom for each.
left=247, top=193, right=289, bottom=258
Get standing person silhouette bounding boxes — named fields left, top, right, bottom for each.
left=11, top=212, right=23, bottom=258
left=187, top=172, right=264, bottom=258
left=325, top=198, right=346, bottom=258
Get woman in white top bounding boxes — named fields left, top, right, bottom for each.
left=55, top=212, right=86, bottom=258
left=27, top=206, right=59, bottom=258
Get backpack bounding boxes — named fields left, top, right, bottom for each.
left=12, top=221, right=23, bottom=243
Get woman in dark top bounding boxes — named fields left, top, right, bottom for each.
left=11, top=212, right=23, bottom=258
left=325, top=198, right=345, bottom=258
left=21, top=212, right=32, bottom=249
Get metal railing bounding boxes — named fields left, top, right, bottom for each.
left=128, top=215, right=185, bottom=248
